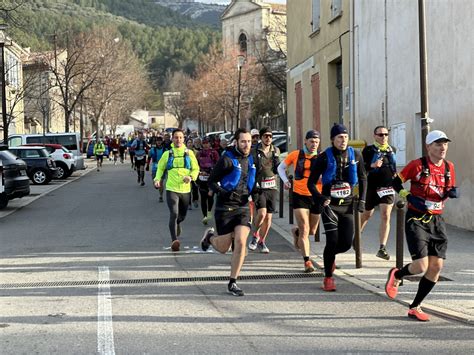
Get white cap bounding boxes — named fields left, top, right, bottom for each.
left=426, top=130, right=451, bottom=144
left=251, top=129, right=260, bottom=136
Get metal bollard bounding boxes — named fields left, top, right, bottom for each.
left=396, top=200, right=406, bottom=270
left=288, top=175, right=294, bottom=225
left=353, top=198, right=362, bottom=268
left=279, top=178, right=284, bottom=219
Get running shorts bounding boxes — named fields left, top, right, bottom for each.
left=215, top=207, right=251, bottom=236
left=135, top=156, right=146, bottom=167
left=255, top=189, right=277, bottom=213
left=365, top=186, right=395, bottom=211
left=405, top=209, right=448, bottom=260
left=292, top=192, right=321, bottom=215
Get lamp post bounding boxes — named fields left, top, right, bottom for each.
left=0, top=24, right=8, bottom=143
left=236, top=54, right=246, bottom=128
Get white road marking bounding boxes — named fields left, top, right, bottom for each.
left=98, top=266, right=115, bottom=355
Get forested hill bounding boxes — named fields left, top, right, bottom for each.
left=6, top=0, right=221, bottom=91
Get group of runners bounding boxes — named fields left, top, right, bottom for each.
left=95, top=124, right=458, bottom=322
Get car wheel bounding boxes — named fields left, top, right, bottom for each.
left=0, top=193, right=8, bottom=209
left=55, top=162, right=69, bottom=179
left=32, top=169, right=50, bottom=185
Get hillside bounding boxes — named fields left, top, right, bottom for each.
left=156, top=1, right=227, bottom=28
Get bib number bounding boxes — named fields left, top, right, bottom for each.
left=261, top=177, right=276, bottom=189
left=377, top=187, right=395, bottom=198
left=199, top=174, right=209, bottom=182
left=135, top=156, right=144, bottom=161
left=425, top=200, right=442, bottom=211
left=330, top=182, right=351, bottom=199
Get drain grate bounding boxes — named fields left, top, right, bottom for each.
left=0, top=272, right=323, bottom=289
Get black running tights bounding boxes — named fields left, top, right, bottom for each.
left=166, top=191, right=190, bottom=241
left=199, top=187, right=214, bottom=217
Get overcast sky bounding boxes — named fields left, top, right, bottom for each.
left=196, top=1, right=286, bottom=4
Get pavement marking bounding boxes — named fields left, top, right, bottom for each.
left=97, top=266, right=115, bottom=355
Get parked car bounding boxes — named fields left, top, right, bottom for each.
left=86, top=139, right=110, bottom=159
left=272, top=135, right=287, bottom=153
left=0, top=145, right=30, bottom=209
left=8, top=132, right=85, bottom=170
left=22, top=143, right=76, bottom=179
left=8, top=146, right=58, bottom=185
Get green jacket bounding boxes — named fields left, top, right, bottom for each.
left=155, top=144, right=199, bottom=193
left=94, top=143, right=106, bottom=155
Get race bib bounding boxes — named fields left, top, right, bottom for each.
left=377, top=187, right=395, bottom=198
left=330, top=182, right=351, bottom=199
left=135, top=156, right=144, bottom=160
left=261, top=177, right=276, bottom=189
left=425, top=200, right=443, bottom=211
left=198, top=174, right=209, bottom=182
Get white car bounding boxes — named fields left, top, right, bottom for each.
left=22, top=143, right=76, bottom=179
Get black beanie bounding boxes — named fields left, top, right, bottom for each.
left=330, top=123, right=348, bottom=139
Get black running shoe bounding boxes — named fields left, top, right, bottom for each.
left=227, top=282, right=244, bottom=297
left=376, top=247, right=390, bottom=260
left=200, top=227, right=214, bottom=251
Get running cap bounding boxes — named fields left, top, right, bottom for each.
left=259, top=126, right=272, bottom=137
left=251, top=129, right=260, bottom=137
left=305, top=129, right=320, bottom=140
left=330, top=123, right=348, bottom=139
left=426, top=130, right=451, bottom=144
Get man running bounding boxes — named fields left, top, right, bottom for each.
left=131, top=132, right=149, bottom=186
left=154, top=129, right=199, bottom=252
left=146, top=136, right=167, bottom=202
left=307, top=124, right=367, bottom=292
left=200, top=128, right=256, bottom=296
left=196, top=137, right=219, bottom=224
left=360, top=126, right=397, bottom=260
left=248, top=127, right=280, bottom=253
left=250, top=129, right=260, bottom=149
left=385, top=130, right=457, bottom=321
left=119, top=134, right=127, bottom=164
left=278, top=130, right=322, bottom=272
left=128, top=134, right=136, bottom=170
left=93, top=139, right=106, bottom=172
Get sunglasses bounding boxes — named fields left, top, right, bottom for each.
left=376, top=133, right=389, bottom=137
left=263, top=134, right=273, bottom=138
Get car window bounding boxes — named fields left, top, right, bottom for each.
left=8, top=137, right=22, bottom=147
left=26, top=135, right=78, bottom=151
left=0, top=150, right=19, bottom=160
left=24, top=150, right=41, bottom=158
left=45, top=147, right=53, bottom=154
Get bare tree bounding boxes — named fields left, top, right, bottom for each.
left=164, top=71, right=192, bottom=129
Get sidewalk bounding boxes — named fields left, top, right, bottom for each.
left=270, top=192, right=474, bottom=324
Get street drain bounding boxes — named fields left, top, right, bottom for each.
left=0, top=272, right=323, bottom=289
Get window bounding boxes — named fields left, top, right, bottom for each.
left=5, top=52, right=19, bottom=88
left=312, top=0, right=321, bottom=32
left=331, top=0, right=343, bottom=20
left=238, top=33, right=247, bottom=53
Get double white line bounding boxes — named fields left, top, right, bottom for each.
left=98, top=266, right=115, bottom=355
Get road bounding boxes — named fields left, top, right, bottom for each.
left=1, top=161, right=473, bottom=354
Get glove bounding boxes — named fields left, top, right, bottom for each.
left=145, top=165, right=150, bottom=171
left=357, top=200, right=366, bottom=213
left=399, top=189, right=410, bottom=199
left=446, top=187, right=459, bottom=199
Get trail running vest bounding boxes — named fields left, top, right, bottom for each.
left=322, top=146, right=358, bottom=186
left=294, top=149, right=317, bottom=180
left=220, top=150, right=256, bottom=193
left=166, top=148, right=191, bottom=170
left=370, top=145, right=397, bottom=174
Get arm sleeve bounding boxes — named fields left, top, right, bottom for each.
left=208, top=156, right=232, bottom=193
left=189, top=151, right=200, bottom=181
left=356, top=150, right=367, bottom=202
left=277, top=161, right=289, bottom=184
left=362, top=147, right=372, bottom=173
left=307, top=154, right=326, bottom=203
left=154, top=151, right=169, bottom=181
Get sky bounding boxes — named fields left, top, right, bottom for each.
left=196, top=1, right=286, bottom=4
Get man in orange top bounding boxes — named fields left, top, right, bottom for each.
left=385, top=130, right=458, bottom=321
left=277, top=130, right=322, bottom=272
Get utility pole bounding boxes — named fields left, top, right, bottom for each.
left=418, top=0, right=430, bottom=156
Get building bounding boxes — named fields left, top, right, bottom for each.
left=286, top=0, right=474, bottom=230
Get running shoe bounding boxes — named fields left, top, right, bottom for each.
left=248, top=234, right=259, bottom=251
left=304, top=260, right=315, bottom=273
left=376, top=247, right=390, bottom=260
left=177, top=224, right=182, bottom=237
left=322, top=277, right=336, bottom=292
left=202, top=215, right=208, bottom=225
left=140, top=181, right=145, bottom=186
left=291, top=227, right=299, bottom=250
left=200, top=227, right=215, bottom=251
left=408, top=306, right=430, bottom=321
left=385, top=267, right=401, bottom=299
left=171, top=239, right=180, bottom=252
left=193, top=201, right=199, bottom=208
left=227, top=282, right=245, bottom=297
left=257, top=241, right=270, bottom=254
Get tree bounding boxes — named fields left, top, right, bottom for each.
left=163, top=70, right=192, bottom=129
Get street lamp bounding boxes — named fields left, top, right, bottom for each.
left=236, top=54, right=246, bottom=128
left=0, top=24, right=8, bottom=143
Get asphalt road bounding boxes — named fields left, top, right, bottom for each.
left=1, top=161, right=473, bottom=354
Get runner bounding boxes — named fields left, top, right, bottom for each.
left=128, top=134, right=136, bottom=170
left=360, top=126, right=397, bottom=260
left=385, top=130, right=457, bottom=321
left=119, top=134, right=127, bottom=164
left=93, top=139, right=106, bottom=172
left=277, top=130, right=322, bottom=272
left=251, top=129, right=260, bottom=149
left=200, top=128, right=256, bottom=296
left=146, top=136, right=167, bottom=202
left=248, top=127, right=280, bottom=253
left=186, top=138, right=200, bottom=209
left=131, top=132, right=149, bottom=186
left=307, top=124, right=367, bottom=292
left=110, top=136, right=120, bottom=165
left=196, top=137, right=219, bottom=225
left=154, top=129, right=199, bottom=252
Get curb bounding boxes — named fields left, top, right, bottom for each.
left=0, top=166, right=95, bottom=220
left=270, top=222, right=473, bottom=325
